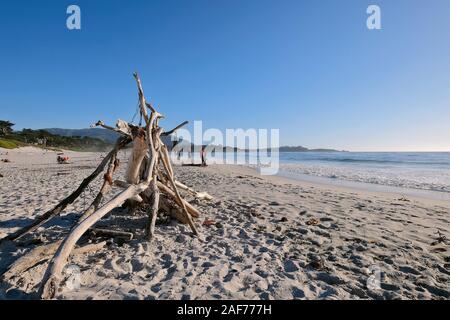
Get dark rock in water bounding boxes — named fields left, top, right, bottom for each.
left=299, top=210, right=307, bottom=215
left=280, top=217, right=288, bottom=222
left=269, top=201, right=280, bottom=206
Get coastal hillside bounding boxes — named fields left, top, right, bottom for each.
left=45, top=128, right=120, bottom=143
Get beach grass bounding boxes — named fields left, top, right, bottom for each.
left=0, top=138, right=24, bottom=149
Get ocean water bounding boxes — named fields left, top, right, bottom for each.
left=174, top=151, right=450, bottom=198
left=277, top=152, right=450, bottom=195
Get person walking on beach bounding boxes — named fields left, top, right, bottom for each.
left=201, top=145, right=207, bottom=167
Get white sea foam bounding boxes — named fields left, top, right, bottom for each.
left=279, top=163, right=450, bottom=193
left=174, top=151, right=450, bottom=194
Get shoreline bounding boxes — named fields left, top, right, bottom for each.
left=203, top=164, right=450, bottom=208
left=276, top=169, right=450, bottom=204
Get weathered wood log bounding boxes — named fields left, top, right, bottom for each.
left=0, top=137, right=131, bottom=243
left=89, top=228, right=134, bottom=241
left=73, top=241, right=107, bottom=255
left=159, top=196, right=189, bottom=224
left=125, top=128, right=149, bottom=185
left=113, top=180, right=131, bottom=189
left=175, top=180, right=213, bottom=201
left=157, top=182, right=200, bottom=218
left=1, top=241, right=62, bottom=281
left=40, top=183, right=149, bottom=299
left=1, top=241, right=106, bottom=281
left=147, top=179, right=160, bottom=240
left=115, top=119, right=133, bottom=136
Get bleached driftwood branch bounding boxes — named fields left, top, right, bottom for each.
left=175, top=180, right=213, bottom=201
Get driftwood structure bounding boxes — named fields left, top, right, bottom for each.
left=0, top=73, right=212, bottom=299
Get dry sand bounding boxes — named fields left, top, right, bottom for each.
left=0, top=147, right=449, bottom=300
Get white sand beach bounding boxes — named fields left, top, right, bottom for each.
left=0, top=147, right=449, bottom=300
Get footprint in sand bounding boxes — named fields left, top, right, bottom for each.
left=104, top=257, right=133, bottom=274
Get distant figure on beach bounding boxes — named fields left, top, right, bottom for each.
left=57, top=155, right=70, bottom=164
left=201, top=145, right=207, bottom=167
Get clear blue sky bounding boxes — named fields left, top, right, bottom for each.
left=1, top=0, right=449, bottom=151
